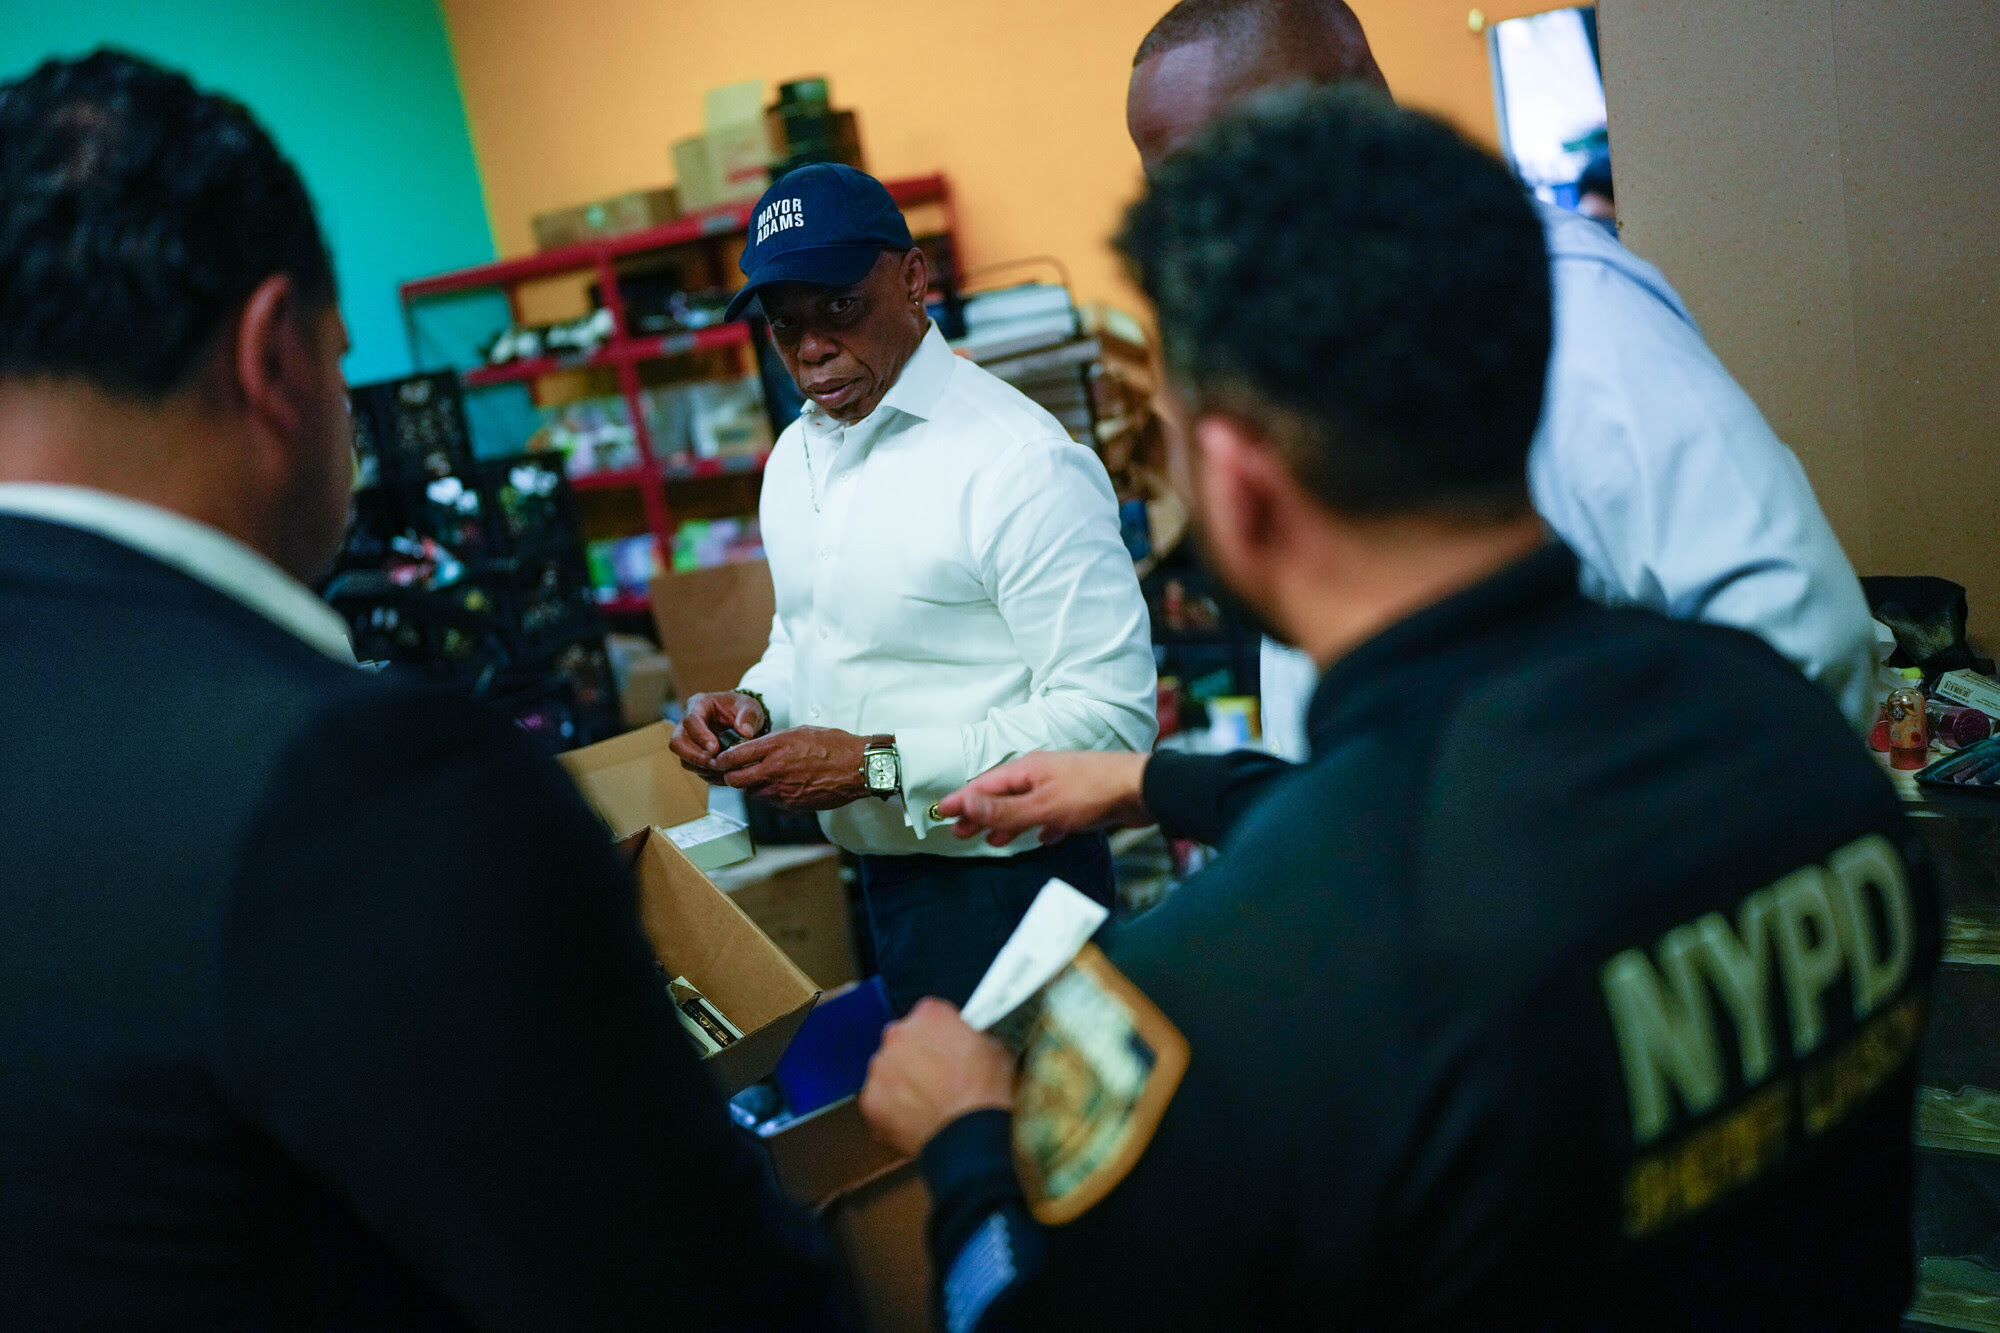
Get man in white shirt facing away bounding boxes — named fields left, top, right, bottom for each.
left=668, top=164, right=1156, bottom=1014
left=1133, top=0, right=1879, bottom=759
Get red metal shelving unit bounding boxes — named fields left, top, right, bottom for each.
left=398, top=174, right=959, bottom=576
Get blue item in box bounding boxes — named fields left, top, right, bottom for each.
left=772, top=976, right=893, bottom=1118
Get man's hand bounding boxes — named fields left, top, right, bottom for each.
left=939, top=751, right=1154, bottom=847
left=860, top=998, right=1016, bottom=1158
left=670, top=691, right=770, bottom=782
left=712, top=727, right=868, bottom=810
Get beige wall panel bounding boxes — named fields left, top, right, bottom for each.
left=1598, top=0, right=1871, bottom=562
left=1602, top=0, right=2000, bottom=636
left=1831, top=1, right=2000, bottom=611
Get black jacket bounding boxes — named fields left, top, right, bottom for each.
left=0, top=515, right=839, bottom=1330
left=920, top=543, right=1936, bottom=1330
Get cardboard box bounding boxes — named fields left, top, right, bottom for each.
left=763, top=1102, right=934, bottom=1332
left=759, top=980, right=902, bottom=1209
left=622, top=828, right=819, bottom=1093
left=763, top=1093, right=905, bottom=1210
left=531, top=187, right=679, bottom=251
left=826, top=1165, right=935, bottom=1333
left=709, top=845, right=855, bottom=989
left=559, top=721, right=711, bottom=838
left=617, top=650, right=674, bottom=728
left=756, top=979, right=934, bottom=1333
left=648, top=559, right=775, bottom=701
left=672, top=81, right=775, bottom=213
left=1936, top=670, right=2000, bottom=719
left=559, top=722, right=754, bottom=871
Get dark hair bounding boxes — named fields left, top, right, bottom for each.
left=1116, top=84, right=1550, bottom=520
left=0, top=49, right=335, bottom=398
left=1135, top=0, right=1372, bottom=71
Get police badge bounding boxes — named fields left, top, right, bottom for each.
left=1010, top=944, right=1190, bottom=1225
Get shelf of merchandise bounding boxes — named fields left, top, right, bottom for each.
left=459, top=322, right=753, bottom=390
left=399, top=174, right=958, bottom=565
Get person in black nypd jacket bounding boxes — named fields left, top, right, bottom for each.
left=858, top=86, right=1939, bottom=1331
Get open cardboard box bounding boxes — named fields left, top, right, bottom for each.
left=825, top=1165, right=934, bottom=1333
left=756, top=979, right=934, bottom=1332
left=764, top=1101, right=932, bottom=1333
left=708, top=845, right=856, bottom=990
left=560, top=722, right=753, bottom=871
left=621, top=828, right=819, bottom=1094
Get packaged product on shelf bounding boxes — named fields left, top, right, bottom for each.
left=586, top=534, right=661, bottom=602
left=640, top=384, right=693, bottom=464
left=531, top=186, right=679, bottom=251
left=687, top=375, right=774, bottom=459
left=535, top=396, right=642, bottom=478
left=671, top=516, right=764, bottom=571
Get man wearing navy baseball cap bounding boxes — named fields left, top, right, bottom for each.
left=671, top=164, right=1156, bottom=1015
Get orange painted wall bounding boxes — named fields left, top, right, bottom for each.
left=438, top=0, right=1554, bottom=314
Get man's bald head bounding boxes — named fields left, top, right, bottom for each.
left=1128, top=0, right=1389, bottom=171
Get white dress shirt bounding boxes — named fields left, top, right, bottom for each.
left=0, top=483, right=355, bottom=663
left=740, top=324, right=1157, bottom=857
left=1259, top=202, right=1879, bottom=759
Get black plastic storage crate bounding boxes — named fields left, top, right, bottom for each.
left=479, top=453, right=586, bottom=562
left=348, top=371, right=477, bottom=486
left=331, top=376, right=617, bottom=753
left=480, top=553, right=601, bottom=663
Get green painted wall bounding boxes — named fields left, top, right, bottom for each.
left=0, top=0, right=495, bottom=385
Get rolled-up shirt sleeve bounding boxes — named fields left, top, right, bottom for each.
left=897, top=439, right=1157, bottom=837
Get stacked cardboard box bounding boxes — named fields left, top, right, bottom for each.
left=531, top=187, right=679, bottom=251
left=648, top=559, right=776, bottom=701
left=673, top=82, right=776, bottom=213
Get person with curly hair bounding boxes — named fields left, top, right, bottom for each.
left=946, top=0, right=1880, bottom=848
left=861, top=87, right=1934, bottom=1332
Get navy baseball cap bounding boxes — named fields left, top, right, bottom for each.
left=724, top=164, right=915, bottom=322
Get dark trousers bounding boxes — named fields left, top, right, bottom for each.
left=859, top=834, right=1115, bottom=1017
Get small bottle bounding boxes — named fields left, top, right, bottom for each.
left=1886, top=682, right=1930, bottom=770
left=1929, top=702, right=1996, bottom=751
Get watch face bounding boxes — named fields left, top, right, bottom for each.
left=867, top=751, right=897, bottom=791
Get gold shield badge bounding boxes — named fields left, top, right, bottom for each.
left=1011, top=944, right=1191, bottom=1225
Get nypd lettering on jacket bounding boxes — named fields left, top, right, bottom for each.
left=756, top=198, right=805, bottom=245
left=1600, top=832, right=1922, bottom=1236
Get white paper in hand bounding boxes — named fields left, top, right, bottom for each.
left=959, top=878, right=1109, bottom=1032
